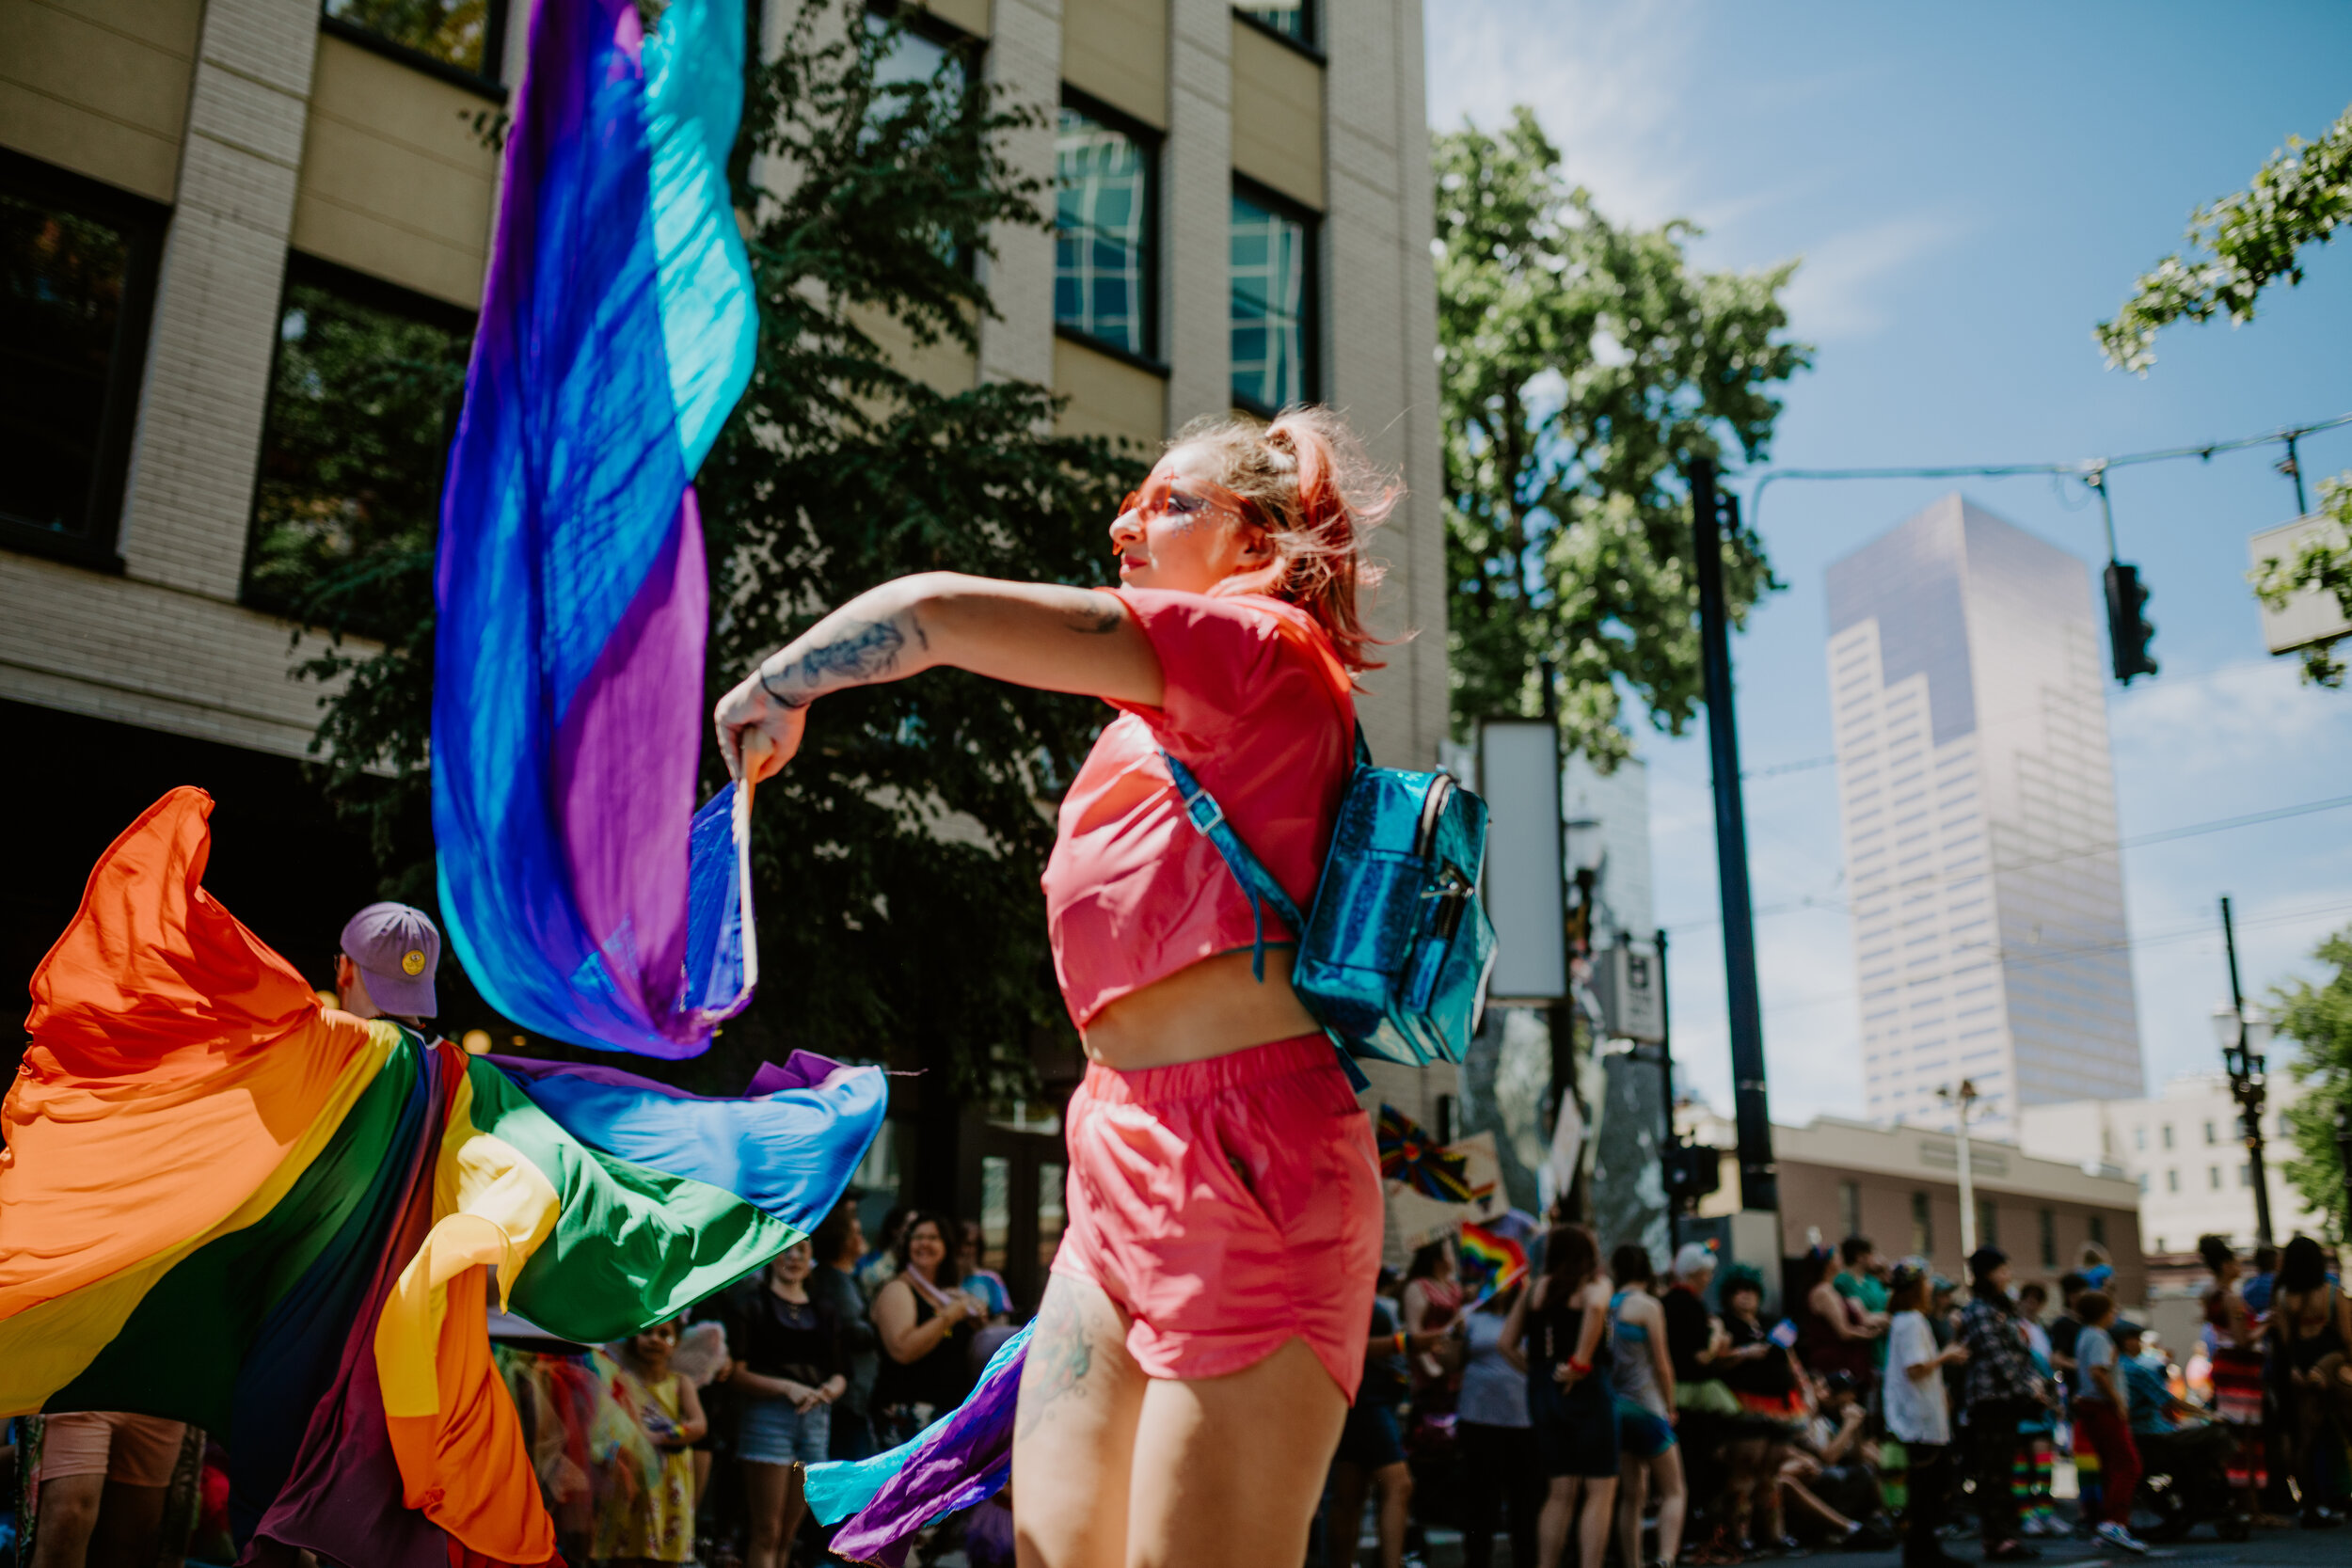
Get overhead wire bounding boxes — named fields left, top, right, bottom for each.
left=1661, top=786, right=2352, bottom=934
left=1741, top=409, right=2352, bottom=534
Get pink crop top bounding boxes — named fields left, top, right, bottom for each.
left=1041, top=588, right=1357, bottom=1029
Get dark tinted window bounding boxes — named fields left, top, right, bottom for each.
left=322, top=0, right=505, bottom=76
left=1231, top=188, right=1312, bottom=411
left=246, top=265, right=471, bottom=638
left=1236, top=3, right=1312, bottom=43
left=1057, top=106, right=1153, bottom=358
left=0, top=166, right=161, bottom=561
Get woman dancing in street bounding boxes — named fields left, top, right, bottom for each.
left=715, top=409, right=1393, bottom=1568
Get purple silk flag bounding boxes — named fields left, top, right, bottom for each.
left=432, top=0, right=760, bottom=1056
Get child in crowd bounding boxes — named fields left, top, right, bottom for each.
left=2069, top=1291, right=2148, bottom=1556
left=595, top=1317, right=708, bottom=1568
left=1883, top=1263, right=1967, bottom=1568
left=2010, top=1282, right=2062, bottom=1538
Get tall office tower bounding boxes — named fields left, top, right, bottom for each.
left=1825, top=496, right=2143, bottom=1142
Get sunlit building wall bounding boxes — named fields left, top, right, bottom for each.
left=1825, top=496, right=2143, bottom=1142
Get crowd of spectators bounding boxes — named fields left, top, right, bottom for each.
left=1316, top=1226, right=2351, bottom=1568
left=8, top=1215, right=2344, bottom=1568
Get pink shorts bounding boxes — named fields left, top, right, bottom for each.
left=1052, top=1032, right=1383, bottom=1399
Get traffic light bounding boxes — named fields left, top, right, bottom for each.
left=1663, top=1138, right=1723, bottom=1205
left=2103, top=561, right=2157, bottom=683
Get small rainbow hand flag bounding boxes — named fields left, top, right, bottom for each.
left=1459, top=1222, right=1529, bottom=1299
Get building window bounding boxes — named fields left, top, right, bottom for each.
left=321, top=0, right=509, bottom=79
left=1056, top=98, right=1157, bottom=361
left=1235, top=2, right=1314, bottom=45
left=1910, top=1191, right=1931, bottom=1257
left=2134, top=1126, right=2146, bottom=1151
left=1038, top=1161, right=1068, bottom=1271
left=2089, top=1214, right=2106, bottom=1247
left=245, top=259, right=472, bottom=639
left=1837, top=1180, right=1861, bottom=1243
left=2166, top=1168, right=2179, bottom=1194
left=2238, top=1163, right=2251, bottom=1188
left=1, top=154, right=165, bottom=567
left=2039, top=1208, right=2057, bottom=1268
left=978, top=1154, right=1009, bottom=1275
left=1231, top=182, right=1316, bottom=413
left=2208, top=1164, right=2222, bottom=1191
left=869, top=5, right=971, bottom=94
left=2204, top=1118, right=2217, bottom=1145
left=1976, top=1196, right=1998, bottom=1250
left=2162, top=1123, right=2174, bottom=1149
left=2137, top=1172, right=2149, bottom=1195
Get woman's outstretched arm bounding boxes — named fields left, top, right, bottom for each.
left=713, top=573, right=1165, bottom=782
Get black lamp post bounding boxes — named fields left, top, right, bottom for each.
left=2214, top=896, right=2276, bottom=1247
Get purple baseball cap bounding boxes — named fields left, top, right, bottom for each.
left=341, top=902, right=441, bottom=1019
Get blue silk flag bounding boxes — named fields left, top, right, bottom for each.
left=434, top=0, right=760, bottom=1056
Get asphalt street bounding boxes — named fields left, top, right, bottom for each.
left=1397, top=1522, right=2352, bottom=1568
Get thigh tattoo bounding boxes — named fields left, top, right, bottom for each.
left=1019, top=1282, right=1103, bottom=1438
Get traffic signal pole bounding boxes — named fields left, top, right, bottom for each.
left=1690, top=457, right=1777, bottom=1214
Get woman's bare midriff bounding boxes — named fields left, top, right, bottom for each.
left=1080, top=946, right=1322, bottom=1070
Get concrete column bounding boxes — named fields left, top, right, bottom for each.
left=977, top=0, right=1062, bottom=389
left=1163, top=0, right=1232, bottom=431
left=1324, top=0, right=1446, bottom=768
left=118, top=0, right=319, bottom=599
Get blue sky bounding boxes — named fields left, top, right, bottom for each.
left=1425, top=1, right=2352, bottom=1123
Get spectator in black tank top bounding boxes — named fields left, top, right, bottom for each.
left=870, top=1212, right=984, bottom=1446
left=725, top=1240, right=847, bottom=1568
left=1504, top=1224, right=1617, bottom=1568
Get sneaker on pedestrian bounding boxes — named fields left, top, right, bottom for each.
left=2092, top=1522, right=2148, bottom=1556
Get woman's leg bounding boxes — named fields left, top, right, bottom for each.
left=1536, top=1476, right=1581, bottom=1568
left=1325, top=1463, right=1372, bottom=1568
left=1121, top=1336, right=1349, bottom=1568
left=1618, top=1452, right=1649, bottom=1568
left=741, top=1461, right=792, bottom=1568
left=1652, top=1446, right=1689, bottom=1564
left=1576, top=1476, right=1619, bottom=1568
left=1013, top=1275, right=1149, bottom=1568
left=1371, top=1462, right=1413, bottom=1568
left=1457, top=1425, right=1504, bottom=1568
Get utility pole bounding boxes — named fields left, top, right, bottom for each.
left=2218, top=896, right=2276, bottom=1247
left=1690, top=455, right=1777, bottom=1212
left=1658, top=926, right=1678, bottom=1250
left=1940, top=1079, right=1980, bottom=1260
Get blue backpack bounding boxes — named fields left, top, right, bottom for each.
left=1160, top=730, right=1498, bottom=1089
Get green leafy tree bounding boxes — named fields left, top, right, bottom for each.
left=2272, top=926, right=2352, bottom=1243
left=280, top=2, right=1141, bottom=1095
left=1433, top=108, right=1811, bottom=765
left=2098, top=103, right=2352, bottom=687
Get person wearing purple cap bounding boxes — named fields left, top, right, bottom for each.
left=336, top=902, right=441, bottom=1027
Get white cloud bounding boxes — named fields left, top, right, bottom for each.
left=1779, top=211, right=1973, bottom=341
left=1425, top=0, right=1708, bottom=229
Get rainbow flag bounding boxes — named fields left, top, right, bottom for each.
left=1458, top=1221, right=1529, bottom=1300
left=431, top=0, right=760, bottom=1058
left=1375, top=1103, right=1494, bottom=1203
left=0, top=790, right=883, bottom=1564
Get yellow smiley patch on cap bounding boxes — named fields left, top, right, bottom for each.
left=402, top=949, right=427, bottom=976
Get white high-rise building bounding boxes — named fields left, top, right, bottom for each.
left=1825, top=496, right=2144, bottom=1141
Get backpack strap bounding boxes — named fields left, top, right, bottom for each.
left=1157, top=751, right=1303, bottom=979
left=1159, top=747, right=1370, bottom=1094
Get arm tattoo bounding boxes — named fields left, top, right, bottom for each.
left=1016, top=1283, right=1097, bottom=1439
left=757, top=617, right=911, bottom=707
left=1067, top=597, right=1123, bottom=636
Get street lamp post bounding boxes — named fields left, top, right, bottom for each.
left=1938, top=1079, right=1980, bottom=1261
left=2335, top=1101, right=2352, bottom=1243
left=2213, top=895, right=2277, bottom=1247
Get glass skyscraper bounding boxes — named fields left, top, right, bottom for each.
left=1825, top=497, right=2144, bottom=1141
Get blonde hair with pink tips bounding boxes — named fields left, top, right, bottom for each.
left=1172, top=405, right=1398, bottom=672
